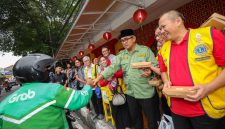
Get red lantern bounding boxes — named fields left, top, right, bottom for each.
left=103, top=32, right=112, bottom=40
left=88, top=44, right=95, bottom=50
left=79, top=51, right=84, bottom=56
left=133, top=8, right=148, bottom=24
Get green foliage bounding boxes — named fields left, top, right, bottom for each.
left=0, top=0, right=83, bottom=56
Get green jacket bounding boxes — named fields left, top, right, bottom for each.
left=0, top=83, right=92, bottom=129
left=102, top=44, right=157, bottom=99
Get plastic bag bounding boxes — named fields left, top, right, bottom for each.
left=158, top=114, right=174, bottom=129
left=112, top=93, right=126, bottom=106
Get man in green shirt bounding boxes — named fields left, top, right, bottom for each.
left=0, top=54, right=94, bottom=129
left=94, top=29, right=160, bottom=129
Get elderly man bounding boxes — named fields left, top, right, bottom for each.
left=94, top=29, right=159, bottom=129
left=83, top=56, right=104, bottom=120
left=158, top=10, right=225, bottom=129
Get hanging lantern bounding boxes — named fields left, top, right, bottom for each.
left=103, top=32, right=112, bottom=40
left=88, top=43, right=95, bottom=50
left=133, top=8, right=148, bottom=24
left=79, top=51, right=84, bottom=56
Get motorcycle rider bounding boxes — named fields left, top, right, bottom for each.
left=0, top=53, right=94, bottom=129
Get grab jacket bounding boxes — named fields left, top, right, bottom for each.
left=0, top=83, right=92, bottom=129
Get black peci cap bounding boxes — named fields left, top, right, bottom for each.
left=119, top=29, right=134, bottom=39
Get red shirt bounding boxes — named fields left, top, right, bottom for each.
left=158, top=28, right=225, bottom=117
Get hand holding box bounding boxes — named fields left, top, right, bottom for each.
left=131, top=62, right=151, bottom=69
left=162, top=86, right=197, bottom=98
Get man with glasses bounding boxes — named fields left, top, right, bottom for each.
left=101, top=46, right=116, bottom=63
left=94, top=29, right=160, bottom=129
left=83, top=56, right=104, bottom=120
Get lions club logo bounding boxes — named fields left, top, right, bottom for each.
left=194, top=44, right=208, bottom=56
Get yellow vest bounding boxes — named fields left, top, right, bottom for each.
left=160, top=27, right=225, bottom=119
left=84, top=64, right=98, bottom=80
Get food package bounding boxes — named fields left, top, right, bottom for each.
left=201, top=13, right=225, bottom=30
left=131, top=62, right=151, bottom=69
left=162, top=86, right=197, bottom=98
left=149, top=79, right=162, bottom=87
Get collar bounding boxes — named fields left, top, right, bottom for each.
left=86, top=63, right=94, bottom=69
left=171, top=30, right=189, bottom=45
left=124, top=43, right=140, bottom=54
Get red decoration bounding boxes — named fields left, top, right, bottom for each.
left=103, top=32, right=112, bottom=40
left=133, top=8, right=148, bottom=24
left=79, top=51, right=84, bottom=56
left=88, top=44, right=95, bottom=50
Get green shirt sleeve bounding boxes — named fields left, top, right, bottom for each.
left=102, top=55, right=121, bottom=79
left=54, top=85, right=92, bottom=110
left=147, top=48, right=158, bottom=67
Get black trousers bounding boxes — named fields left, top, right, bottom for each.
left=126, top=93, right=161, bottom=129
left=65, top=110, right=74, bottom=129
left=88, top=90, right=103, bottom=115
left=110, top=101, right=132, bottom=129
left=172, top=112, right=225, bottom=129
left=161, top=96, right=171, bottom=116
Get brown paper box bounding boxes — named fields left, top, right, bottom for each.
left=201, top=13, right=225, bottom=30
left=131, top=62, right=151, bottom=69
left=149, top=79, right=162, bottom=87
left=162, top=86, right=197, bottom=98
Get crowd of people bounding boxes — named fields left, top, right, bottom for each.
left=48, top=10, right=225, bottom=129
left=1, top=10, right=225, bottom=129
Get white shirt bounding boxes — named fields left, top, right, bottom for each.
left=108, top=54, right=116, bottom=63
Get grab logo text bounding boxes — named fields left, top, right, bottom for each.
left=8, top=89, right=36, bottom=103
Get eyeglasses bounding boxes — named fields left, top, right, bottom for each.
left=159, top=25, right=166, bottom=30
left=155, top=33, right=161, bottom=39
left=120, top=36, right=133, bottom=43
left=83, top=60, right=89, bottom=62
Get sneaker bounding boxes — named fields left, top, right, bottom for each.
left=97, top=114, right=104, bottom=120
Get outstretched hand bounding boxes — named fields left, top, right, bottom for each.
left=86, top=79, right=95, bottom=88
left=93, top=74, right=103, bottom=86
left=93, top=79, right=98, bottom=86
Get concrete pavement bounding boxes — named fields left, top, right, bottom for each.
left=76, top=107, right=115, bottom=129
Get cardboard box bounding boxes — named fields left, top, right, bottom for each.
left=131, top=62, right=151, bottom=69
left=201, top=13, right=225, bottom=30
left=149, top=79, right=162, bottom=87
left=162, top=86, right=197, bottom=98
